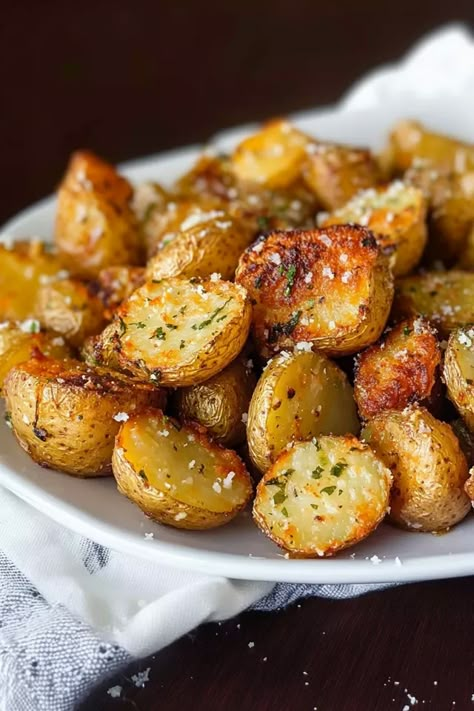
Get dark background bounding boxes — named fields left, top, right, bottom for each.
left=2, top=2, right=474, bottom=709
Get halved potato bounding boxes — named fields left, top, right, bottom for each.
left=4, top=357, right=165, bottom=477
left=0, top=322, right=71, bottom=393
left=35, top=278, right=106, bottom=347
left=55, top=151, right=141, bottom=277
left=98, top=277, right=252, bottom=386
left=235, top=225, right=393, bottom=358
left=112, top=409, right=253, bottom=529
left=174, top=357, right=256, bottom=447
left=231, top=119, right=311, bottom=189
left=303, top=143, right=379, bottom=210
left=393, top=271, right=474, bottom=337
left=0, top=241, right=65, bottom=321
left=253, top=435, right=391, bottom=557
left=321, top=181, right=427, bottom=276
left=91, top=266, right=146, bottom=319
left=443, top=327, right=474, bottom=431
left=354, top=317, right=441, bottom=420
left=247, top=349, right=360, bottom=473
left=362, top=405, right=470, bottom=532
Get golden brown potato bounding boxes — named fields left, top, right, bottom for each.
left=381, top=119, right=474, bottom=175
left=354, top=317, right=441, bottom=420
left=452, top=419, right=474, bottom=468
left=35, top=278, right=106, bottom=347
left=0, top=322, right=71, bottom=394
left=253, top=435, right=392, bottom=557
left=90, top=266, right=146, bottom=319
left=55, top=151, right=141, bottom=277
left=247, top=349, right=360, bottom=473
left=231, top=119, right=311, bottom=189
left=146, top=209, right=254, bottom=282
left=443, top=327, right=474, bottom=432
left=303, top=143, right=380, bottom=210
left=393, top=271, right=474, bottom=337
left=174, top=357, right=256, bottom=447
left=464, top=466, right=474, bottom=503
left=112, top=409, right=253, bottom=530
left=321, top=181, right=427, bottom=276
left=235, top=225, right=393, bottom=358
left=97, top=277, right=252, bottom=387
left=4, top=357, right=165, bottom=477
left=132, top=181, right=171, bottom=221
left=176, top=153, right=238, bottom=202
left=362, top=405, right=470, bottom=532
left=0, top=241, right=66, bottom=321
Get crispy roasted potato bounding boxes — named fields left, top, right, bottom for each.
left=247, top=349, right=360, bottom=473
left=443, top=327, right=474, bottom=432
left=174, top=357, right=256, bottom=447
left=98, top=277, right=252, bottom=386
left=90, top=266, right=146, bottom=319
left=451, top=419, right=474, bottom=468
left=464, top=466, right=474, bottom=503
left=362, top=405, right=470, bottom=532
left=381, top=120, right=474, bottom=175
left=354, top=317, right=441, bottom=420
left=35, top=278, right=106, bottom=347
left=231, top=120, right=311, bottom=189
left=146, top=210, right=253, bottom=282
left=236, top=225, right=393, bottom=358
left=393, top=270, right=474, bottom=337
left=176, top=153, right=239, bottom=202
left=112, top=409, right=253, bottom=529
left=321, top=181, right=427, bottom=276
left=304, top=143, right=380, bottom=210
left=0, top=322, right=71, bottom=393
left=132, top=181, right=170, bottom=221
left=0, top=241, right=66, bottom=321
left=4, top=357, right=165, bottom=477
left=253, top=435, right=391, bottom=557
left=55, top=151, right=141, bottom=277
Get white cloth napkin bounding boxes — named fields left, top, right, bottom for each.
left=1, top=22, right=473, bottom=711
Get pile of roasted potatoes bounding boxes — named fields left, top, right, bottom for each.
left=3, top=117, right=474, bottom=558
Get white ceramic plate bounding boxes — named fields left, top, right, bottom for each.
left=2, top=97, right=474, bottom=584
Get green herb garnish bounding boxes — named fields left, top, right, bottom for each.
left=321, top=485, right=336, bottom=495
left=192, top=298, right=232, bottom=331
left=403, top=326, right=412, bottom=336
left=130, top=321, right=146, bottom=329
left=268, top=310, right=302, bottom=343
left=151, top=327, right=166, bottom=340
left=273, top=490, right=287, bottom=505
left=281, top=507, right=289, bottom=517
left=257, top=216, right=270, bottom=231
left=166, top=323, right=178, bottom=330
left=179, top=340, right=186, bottom=349
left=282, top=264, right=297, bottom=296
left=312, top=466, right=324, bottom=479
left=330, top=461, right=348, bottom=478
left=310, top=504, right=319, bottom=510
left=118, top=317, right=127, bottom=335
left=138, top=469, right=148, bottom=483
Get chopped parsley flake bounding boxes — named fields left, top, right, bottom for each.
left=257, top=216, right=270, bottom=230
left=330, top=462, right=348, bottom=477
left=118, top=317, right=127, bottom=335
left=321, top=485, right=336, bottom=495
left=403, top=326, right=412, bottom=336
left=281, top=507, right=289, bottom=517
left=130, top=321, right=146, bottom=329
left=151, top=327, right=166, bottom=340
left=273, top=490, right=287, bottom=505
left=138, top=469, right=148, bottom=483
left=268, top=310, right=302, bottom=343
left=312, top=466, right=324, bottom=479
left=280, top=264, right=297, bottom=296
left=192, top=298, right=232, bottom=330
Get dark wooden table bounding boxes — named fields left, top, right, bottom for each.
left=2, top=2, right=474, bottom=709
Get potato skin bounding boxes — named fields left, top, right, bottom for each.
left=112, top=410, right=253, bottom=530
left=91, top=266, right=146, bottom=319
left=174, top=357, right=256, bottom=447
left=55, top=151, right=141, bottom=277
left=362, top=405, right=470, bottom=532
left=443, top=328, right=474, bottom=432
left=235, top=225, right=393, bottom=358
left=354, top=317, right=441, bottom=420
left=4, top=358, right=165, bottom=477
left=247, top=349, right=360, bottom=473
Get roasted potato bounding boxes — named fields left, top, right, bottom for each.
left=362, top=405, right=470, bottom=532
left=4, top=357, right=165, bottom=477
left=55, top=151, right=141, bottom=277
left=304, top=143, right=380, bottom=210
left=90, top=266, right=146, bottom=319
left=35, top=278, right=106, bottom=347
left=381, top=119, right=474, bottom=175
left=0, top=322, right=71, bottom=393
left=247, top=349, right=360, bottom=473
left=174, top=357, right=256, bottom=447
left=253, top=435, right=392, bottom=557
left=235, top=225, right=393, bottom=358
left=146, top=209, right=254, bottom=282
left=393, top=270, right=474, bottom=337
left=0, top=241, right=66, bottom=321
left=443, top=327, right=474, bottom=432
left=97, top=277, right=252, bottom=386
left=112, top=409, right=253, bottom=529
left=321, top=181, right=427, bottom=276
left=464, top=466, right=474, bottom=503
left=132, top=181, right=170, bottom=221
left=451, top=419, right=474, bottom=468
left=354, top=317, right=441, bottom=420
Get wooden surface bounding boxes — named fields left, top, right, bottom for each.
left=2, top=2, right=474, bottom=709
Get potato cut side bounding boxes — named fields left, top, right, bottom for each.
left=362, top=405, right=470, bottom=532
left=322, top=181, right=427, bottom=276
left=235, top=224, right=393, bottom=358
left=354, top=317, right=441, bottom=420
left=444, top=327, right=474, bottom=432
left=253, top=436, right=391, bottom=557
left=393, top=271, right=474, bottom=338
left=113, top=410, right=253, bottom=529
left=105, top=277, right=252, bottom=386
left=247, top=349, right=360, bottom=473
